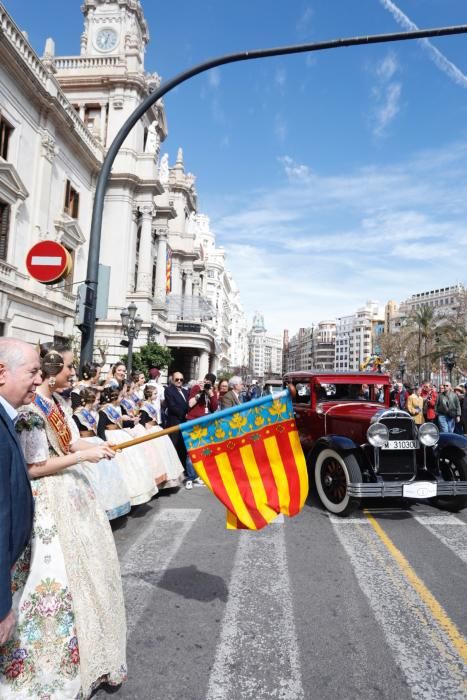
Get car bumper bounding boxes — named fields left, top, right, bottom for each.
left=348, top=481, right=467, bottom=498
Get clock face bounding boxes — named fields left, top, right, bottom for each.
left=95, top=28, right=118, bottom=52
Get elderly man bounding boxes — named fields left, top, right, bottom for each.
left=220, top=376, right=244, bottom=409
left=0, top=338, right=42, bottom=644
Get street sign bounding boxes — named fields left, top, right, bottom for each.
left=25, top=241, right=73, bottom=284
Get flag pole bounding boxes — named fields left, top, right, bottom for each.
left=110, top=425, right=181, bottom=451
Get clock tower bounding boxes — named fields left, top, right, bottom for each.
left=81, top=0, right=149, bottom=71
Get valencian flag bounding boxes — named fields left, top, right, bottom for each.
left=180, top=389, right=308, bottom=530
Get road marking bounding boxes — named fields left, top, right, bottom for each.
left=365, top=512, right=467, bottom=663
left=121, top=508, right=201, bottom=636
left=413, top=514, right=467, bottom=565
left=206, top=526, right=304, bottom=700
left=331, top=514, right=467, bottom=699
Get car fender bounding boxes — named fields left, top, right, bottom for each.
left=307, top=435, right=361, bottom=465
left=435, top=432, right=467, bottom=460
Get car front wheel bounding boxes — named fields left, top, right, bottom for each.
left=314, top=449, right=362, bottom=516
left=435, top=450, right=467, bottom=513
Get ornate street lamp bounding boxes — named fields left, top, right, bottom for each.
left=443, top=351, right=456, bottom=385
left=120, top=302, right=143, bottom=376
left=147, top=322, right=158, bottom=343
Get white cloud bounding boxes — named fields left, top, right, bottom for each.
left=210, top=144, right=467, bottom=333
left=296, top=7, right=314, bottom=39
left=275, top=66, right=287, bottom=89
left=378, top=0, right=467, bottom=89
left=371, top=53, right=402, bottom=136
left=208, top=68, right=221, bottom=89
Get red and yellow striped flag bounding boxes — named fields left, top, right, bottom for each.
left=180, top=390, right=308, bottom=529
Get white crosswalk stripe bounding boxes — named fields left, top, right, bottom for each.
left=206, top=524, right=304, bottom=700
left=329, top=516, right=466, bottom=700
left=120, top=508, right=201, bottom=636
left=413, top=513, right=467, bottom=565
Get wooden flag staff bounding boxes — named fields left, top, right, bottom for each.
left=110, top=425, right=181, bottom=451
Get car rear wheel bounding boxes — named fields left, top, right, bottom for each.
left=314, top=449, right=362, bottom=516
left=434, top=450, right=467, bottom=513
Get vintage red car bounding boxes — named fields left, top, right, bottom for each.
left=284, top=370, right=467, bottom=516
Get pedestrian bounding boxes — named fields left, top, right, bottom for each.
left=0, top=343, right=127, bottom=698
left=420, top=382, right=437, bottom=423
left=72, top=387, right=131, bottom=520
left=462, top=383, right=467, bottom=435
left=217, top=379, right=229, bottom=408
left=220, top=376, right=244, bottom=409
left=106, top=361, right=126, bottom=389
left=454, top=386, right=465, bottom=435
left=97, top=386, right=157, bottom=505
left=435, top=381, right=461, bottom=433
left=164, top=370, right=189, bottom=468
left=0, top=339, right=41, bottom=647
left=407, top=386, right=424, bottom=425
left=184, top=373, right=218, bottom=488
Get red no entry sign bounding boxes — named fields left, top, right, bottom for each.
left=25, top=241, right=73, bottom=284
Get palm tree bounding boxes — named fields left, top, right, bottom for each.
left=407, top=306, right=437, bottom=382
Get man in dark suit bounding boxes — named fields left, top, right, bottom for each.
left=164, top=370, right=189, bottom=467
left=0, top=338, right=41, bottom=644
left=220, top=375, right=244, bottom=409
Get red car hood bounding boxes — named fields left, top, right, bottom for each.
left=318, top=401, right=384, bottom=421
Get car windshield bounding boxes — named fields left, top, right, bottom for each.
left=316, top=383, right=383, bottom=402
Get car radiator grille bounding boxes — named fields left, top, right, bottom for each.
left=378, top=416, right=417, bottom=478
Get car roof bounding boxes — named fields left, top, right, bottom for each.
left=283, top=371, right=391, bottom=385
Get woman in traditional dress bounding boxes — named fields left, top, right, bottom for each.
left=139, top=385, right=184, bottom=489
left=106, top=362, right=126, bottom=390
left=71, top=361, right=103, bottom=410
left=97, top=387, right=157, bottom=505
left=72, top=387, right=131, bottom=520
left=0, top=345, right=127, bottom=699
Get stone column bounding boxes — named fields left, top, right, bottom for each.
left=79, top=105, right=85, bottom=122
left=99, top=103, right=107, bottom=144
left=136, top=205, right=154, bottom=294
left=199, top=350, right=210, bottom=378
left=33, top=129, right=56, bottom=238
left=184, top=269, right=193, bottom=297
left=153, top=227, right=168, bottom=308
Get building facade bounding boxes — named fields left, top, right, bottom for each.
left=0, top=0, right=246, bottom=378
left=248, top=313, right=283, bottom=381
left=334, top=301, right=384, bottom=371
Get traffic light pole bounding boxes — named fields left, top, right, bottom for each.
left=79, top=24, right=467, bottom=368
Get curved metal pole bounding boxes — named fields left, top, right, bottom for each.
left=80, top=24, right=467, bottom=366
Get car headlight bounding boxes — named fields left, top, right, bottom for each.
left=418, top=422, right=439, bottom=447
left=367, top=423, right=389, bottom=448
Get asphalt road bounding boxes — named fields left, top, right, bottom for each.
left=96, top=487, right=467, bottom=700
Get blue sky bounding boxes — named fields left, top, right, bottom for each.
left=4, top=0, right=467, bottom=334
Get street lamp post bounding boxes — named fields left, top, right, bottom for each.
left=120, top=302, right=143, bottom=377
left=443, top=351, right=456, bottom=385
left=79, top=24, right=467, bottom=370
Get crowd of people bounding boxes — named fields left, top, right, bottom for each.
left=390, top=380, right=467, bottom=434
left=0, top=337, right=270, bottom=697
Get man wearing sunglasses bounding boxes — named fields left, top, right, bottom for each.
left=164, top=371, right=189, bottom=467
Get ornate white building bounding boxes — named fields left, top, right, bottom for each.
left=0, top=0, right=246, bottom=378
left=248, top=313, right=283, bottom=381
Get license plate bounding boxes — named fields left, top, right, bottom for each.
left=403, top=482, right=437, bottom=498
left=382, top=440, right=419, bottom=450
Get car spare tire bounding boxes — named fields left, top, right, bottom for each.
left=314, top=448, right=362, bottom=516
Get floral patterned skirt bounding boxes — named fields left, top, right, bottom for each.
left=0, top=473, right=127, bottom=699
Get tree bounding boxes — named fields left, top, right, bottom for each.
left=121, top=342, right=173, bottom=376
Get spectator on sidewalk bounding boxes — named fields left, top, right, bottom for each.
left=435, top=382, right=461, bottom=433
left=407, top=386, right=424, bottom=425
left=420, top=382, right=437, bottom=423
